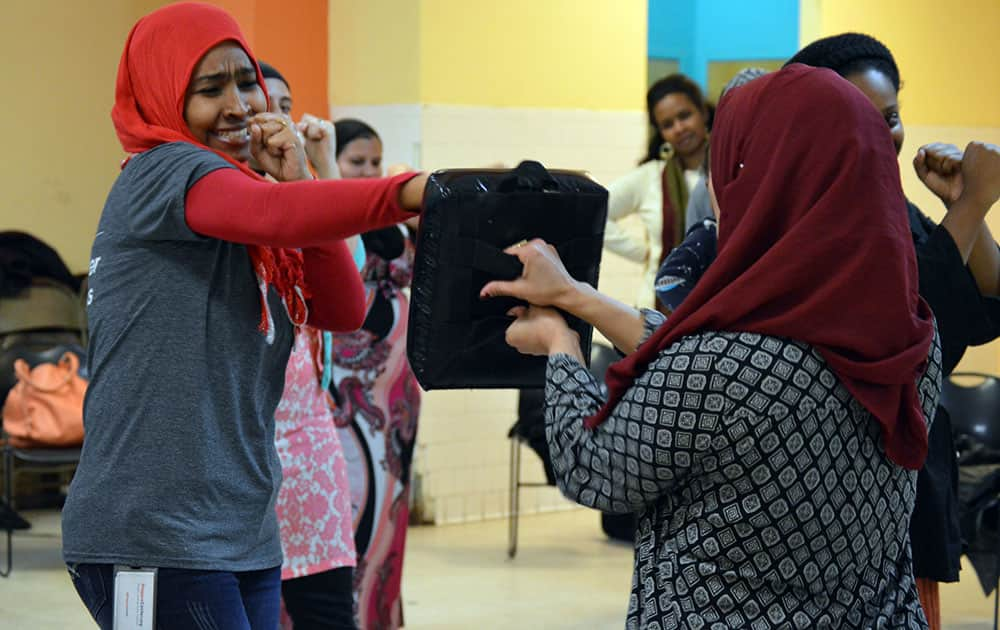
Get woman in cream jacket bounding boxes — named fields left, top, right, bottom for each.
left=605, top=73, right=710, bottom=308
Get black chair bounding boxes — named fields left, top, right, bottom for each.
left=0, top=344, right=84, bottom=577
left=942, top=372, right=1000, bottom=630
left=0, top=496, right=30, bottom=577
left=944, top=373, right=1000, bottom=451
left=2, top=442, right=80, bottom=577
left=0, top=282, right=86, bottom=577
left=507, top=342, right=618, bottom=558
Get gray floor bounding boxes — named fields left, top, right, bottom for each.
left=0, top=508, right=995, bottom=629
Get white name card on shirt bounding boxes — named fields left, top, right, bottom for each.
left=114, top=566, right=156, bottom=629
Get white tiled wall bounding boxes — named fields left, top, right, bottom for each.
left=328, top=103, right=649, bottom=186
left=419, top=104, right=648, bottom=187
left=332, top=103, right=648, bottom=523
left=329, top=104, right=423, bottom=174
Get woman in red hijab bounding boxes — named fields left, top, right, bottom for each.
left=60, top=4, right=426, bottom=628
left=481, top=65, right=960, bottom=627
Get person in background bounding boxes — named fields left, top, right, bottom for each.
left=682, top=67, right=768, bottom=232
left=604, top=74, right=711, bottom=310
left=599, top=69, right=764, bottom=542
left=258, top=62, right=367, bottom=269
left=483, top=64, right=952, bottom=628
left=257, top=60, right=359, bottom=630
left=787, top=33, right=1000, bottom=629
left=655, top=67, right=768, bottom=314
left=327, top=119, right=422, bottom=630
left=61, top=5, right=427, bottom=628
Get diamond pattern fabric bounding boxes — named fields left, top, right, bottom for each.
left=545, top=321, right=941, bottom=629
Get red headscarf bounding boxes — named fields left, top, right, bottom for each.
left=589, top=65, right=936, bottom=470
left=112, top=2, right=307, bottom=339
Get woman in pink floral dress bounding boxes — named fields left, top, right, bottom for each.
left=328, top=119, right=423, bottom=630
left=275, top=330, right=358, bottom=629
left=262, top=61, right=360, bottom=630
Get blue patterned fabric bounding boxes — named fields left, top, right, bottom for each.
left=655, top=219, right=717, bottom=313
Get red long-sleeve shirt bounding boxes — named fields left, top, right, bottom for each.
left=185, top=170, right=419, bottom=331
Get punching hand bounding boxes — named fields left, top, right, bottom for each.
left=250, top=113, right=311, bottom=182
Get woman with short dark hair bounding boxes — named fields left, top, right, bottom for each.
left=789, top=33, right=1000, bottom=627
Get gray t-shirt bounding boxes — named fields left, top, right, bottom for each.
left=62, top=142, right=294, bottom=571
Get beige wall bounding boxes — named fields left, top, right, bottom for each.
left=418, top=0, right=647, bottom=109
left=328, top=0, right=647, bottom=110
left=417, top=104, right=647, bottom=523
left=1, top=0, right=330, bottom=274
left=327, top=103, right=651, bottom=523
left=812, top=0, right=1000, bottom=128
left=328, top=0, right=421, bottom=105
left=3, top=0, right=646, bottom=526
left=0, top=1, right=164, bottom=273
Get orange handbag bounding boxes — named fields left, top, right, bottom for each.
left=2, top=352, right=86, bottom=448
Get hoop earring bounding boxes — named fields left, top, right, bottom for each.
left=659, top=142, right=675, bottom=161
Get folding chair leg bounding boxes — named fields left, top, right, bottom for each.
left=994, top=543, right=1000, bottom=630
left=1, top=448, right=12, bottom=578
left=508, top=438, right=521, bottom=559
left=0, top=529, right=9, bottom=578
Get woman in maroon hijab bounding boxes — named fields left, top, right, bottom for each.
left=481, top=65, right=965, bottom=627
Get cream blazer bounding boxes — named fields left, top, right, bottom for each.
left=604, top=160, right=666, bottom=309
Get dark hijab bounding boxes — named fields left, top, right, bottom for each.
left=591, top=65, right=935, bottom=470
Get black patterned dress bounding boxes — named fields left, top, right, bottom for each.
left=544, top=312, right=941, bottom=629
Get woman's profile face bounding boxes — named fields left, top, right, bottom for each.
left=264, top=77, right=292, bottom=116
left=183, top=42, right=266, bottom=163
left=846, top=68, right=904, bottom=155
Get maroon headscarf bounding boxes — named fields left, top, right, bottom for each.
left=113, top=2, right=307, bottom=338
left=589, top=65, right=936, bottom=470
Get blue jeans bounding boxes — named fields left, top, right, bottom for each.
left=67, top=563, right=281, bottom=630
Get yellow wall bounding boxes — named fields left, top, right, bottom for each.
left=328, top=0, right=421, bottom=104
left=809, top=0, right=1000, bottom=127
left=0, top=0, right=328, bottom=274
left=807, top=0, right=1000, bottom=373
left=328, top=0, right=647, bottom=110
left=419, top=0, right=646, bottom=109
left=1, top=0, right=643, bottom=274
left=798, top=0, right=822, bottom=47
left=0, top=0, right=164, bottom=273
